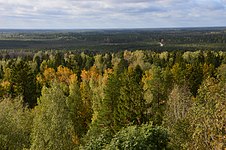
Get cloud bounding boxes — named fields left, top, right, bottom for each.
left=0, top=0, right=225, bottom=28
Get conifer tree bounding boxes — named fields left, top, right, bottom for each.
left=95, top=72, right=121, bottom=132
left=66, top=76, right=87, bottom=145
left=185, top=63, right=203, bottom=96
left=9, top=59, right=37, bottom=107
left=80, top=70, right=93, bottom=130
left=142, top=65, right=172, bottom=125
left=118, top=66, right=146, bottom=126
left=82, top=69, right=115, bottom=149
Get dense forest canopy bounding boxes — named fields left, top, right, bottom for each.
left=0, top=49, right=225, bottom=149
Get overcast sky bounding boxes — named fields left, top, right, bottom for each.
left=0, top=0, right=226, bottom=29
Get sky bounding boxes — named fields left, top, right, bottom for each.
left=0, top=0, right=226, bottom=29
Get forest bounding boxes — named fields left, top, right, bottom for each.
left=0, top=49, right=225, bottom=149
left=1, top=27, right=226, bottom=52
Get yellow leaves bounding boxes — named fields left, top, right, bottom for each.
left=190, top=77, right=226, bottom=149
left=217, top=64, right=226, bottom=81
left=3, top=68, right=11, bottom=81
left=105, top=68, right=113, bottom=75
left=159, top=51, right=169, bottom=61
left=1, top=80, right=10, bottom=89
left=81, top=66, right=100, bottom=82
left=123, top=50, right=132, bottom=61
left=0, top=80, right=11, bottom=95
left=37, top=67, right=56, bottom=86
left=72, top=134, right=80, bottom=145
left=171, top=63, right=180, bottom=76
left=36, top=74, right=44, bottom=85
left=91, top=112, right=98, bottom=123
left=202, top=63, right=214, bottom=79
left=56, top=66, right=74, bottom=85
left=171, top=63, right=185, bottom=84
left=81, top=70, right=90, bottom=81
left=69, top=74, right=77, bottom=85
left=37, top=66, right=77, bottom=86
left=44, top=68, right=56, bottom=81
left=142, top=69, right=153, bottom=81
left=90, top=66, right=99, bottom=81
left=79, top=80, right=86, bottom=92
left=142, top=69, right=153, bottom=92
left=102, top=68, right=113, bottom=85
left=127, top=65, right=134, bottom=74
left=185, top=63, right=193, bottom=72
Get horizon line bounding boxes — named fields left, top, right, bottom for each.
left=0, top=26, right=226, bottom=30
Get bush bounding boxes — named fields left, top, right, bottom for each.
left=105, top=123, right=169, bottom=150
left=81, top=129, right=113, bottom=150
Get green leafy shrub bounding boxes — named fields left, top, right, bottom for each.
left=106, top=123, right=169, bottom=150
left=81, top=129, right=113, bottom=150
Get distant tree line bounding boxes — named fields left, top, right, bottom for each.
left=1, top=28, right=226, bottom=51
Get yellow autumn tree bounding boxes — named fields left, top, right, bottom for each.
left=37, top=66, right=76, bottom=86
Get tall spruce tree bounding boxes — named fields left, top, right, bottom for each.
left=66, top=77, right=87, bottom=145
left=10, top=59, right=37, bottom=107
left=80, top=72, right=93, bottom=131
left=142, top=65, right=172, bottom=125
left=95, top=72, right=121, bottom=132
left=118, top=66, right=146, bottom=126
